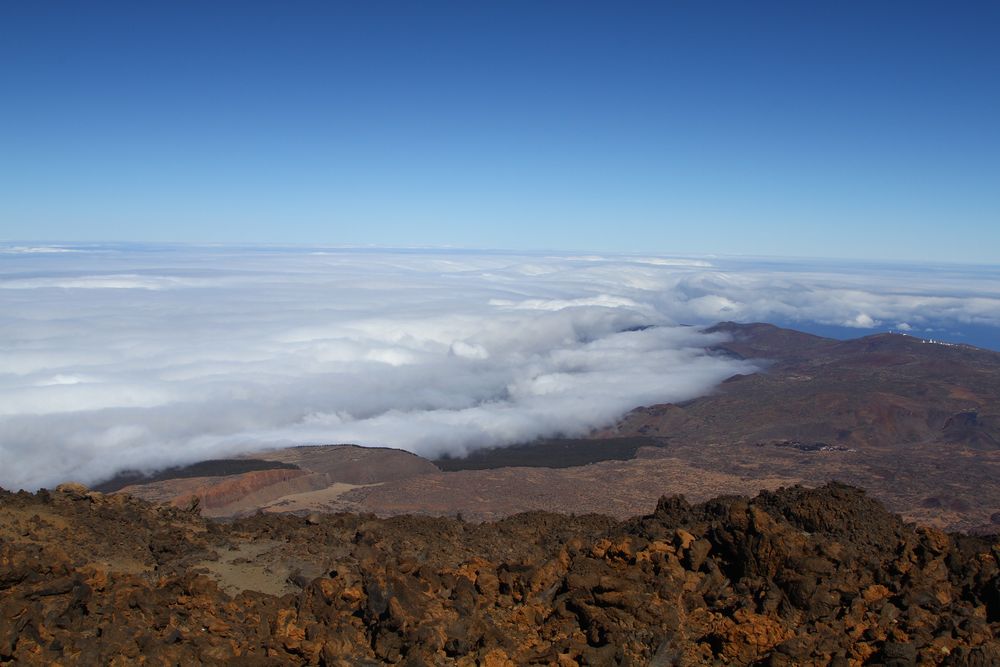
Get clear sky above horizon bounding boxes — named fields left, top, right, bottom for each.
left=1, top=1, right=998, bottom=262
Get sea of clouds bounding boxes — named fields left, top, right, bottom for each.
left=2, top=244, right=999, bottom=490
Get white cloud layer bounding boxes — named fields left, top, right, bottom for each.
left=1, top=244, right=999, bottom=490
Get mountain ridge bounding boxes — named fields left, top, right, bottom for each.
left=88, top=321, right=1000, bottom=533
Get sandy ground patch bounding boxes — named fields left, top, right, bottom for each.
left=195, top=540, right=294, bottom=597
left=260, top=482, right=382, bottom=514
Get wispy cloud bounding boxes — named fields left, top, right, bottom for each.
left=0, top=246, right=81, bottom=254
left=1, top=244, right=997, bottom=489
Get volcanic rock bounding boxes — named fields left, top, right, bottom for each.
left=1, top=482, right=999, bottom=664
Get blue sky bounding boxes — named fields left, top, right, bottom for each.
left=1, top=1, right=998, bottom=261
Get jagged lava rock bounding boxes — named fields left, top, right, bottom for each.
left=0, top=482, right=998, bottom=665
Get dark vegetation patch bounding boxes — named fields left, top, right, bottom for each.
left=434, top=436, right=663, bottom=471
left=763, top=440, right=853, bottom=453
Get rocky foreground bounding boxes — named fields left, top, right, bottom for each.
left=1, top=483, right=999, bottom=666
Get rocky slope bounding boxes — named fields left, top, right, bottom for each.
left=2, top=482, right=998, bottom=665
left=611, top=322, right=1000, bottom=452
left=602, top=323, right=1000, bottom=533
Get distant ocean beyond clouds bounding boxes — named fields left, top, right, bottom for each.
left=1, top=244, right=999, bottom=490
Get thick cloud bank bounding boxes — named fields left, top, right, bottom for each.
left=1, top=245, right=998, bottom=490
